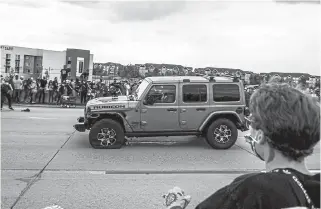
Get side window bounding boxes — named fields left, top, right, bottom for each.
left=213, top=84, right=240, bottom=102
left=183, top=84, right=207, bottom=102
left=146, top=85, right=176, bottom=103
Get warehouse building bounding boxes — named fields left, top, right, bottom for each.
left=0, top=45, right=93, bottom=82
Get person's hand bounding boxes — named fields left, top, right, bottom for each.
left=162, top=187, right=191, bottom=209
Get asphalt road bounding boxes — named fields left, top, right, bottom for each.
left=1, top=107, right=320, bottom=209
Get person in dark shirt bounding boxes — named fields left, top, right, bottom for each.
left=1, top=77, right=14, bottom=110
left=165, top=83, right=320, bottom=209
left=38, top=76, right=47, bottom=103
left=22, top=78, right=30, bottom=102
left=65, top=80, right=73, bottom=96
left=56, top=84, right=65, bottom=105
left=80, top=81, right=87, bottom=104
left=52, top=77, right=59, bottom=101
left=60, top=69, right=69, bottom=83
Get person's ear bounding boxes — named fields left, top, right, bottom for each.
left=256, top=129, right=266, bottom=145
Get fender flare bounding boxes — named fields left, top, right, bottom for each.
left=199, top=111, right=242, bottom=131
left=91, top=112, right=134, bottom=132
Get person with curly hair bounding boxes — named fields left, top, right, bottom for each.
left=192, top=83, right=320, bottom=209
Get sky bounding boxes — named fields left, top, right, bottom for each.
left=0, top=0, right=320, bottom=75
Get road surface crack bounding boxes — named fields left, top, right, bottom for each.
left=10, top=130, right=76, bottom=209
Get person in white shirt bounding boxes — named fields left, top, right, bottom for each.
left=124, top=81, right=130, bottom=96
left=13, top=75, right=23, bottom=103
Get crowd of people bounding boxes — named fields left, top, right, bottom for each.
left=1, top=73, right=320, bottom=110
left=0, top=74, right=141, bottom=110
left=244, top=75, right=320, bottom=107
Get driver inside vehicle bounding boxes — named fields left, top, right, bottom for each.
left=164, top=82, right=320, bottom=209
left=145, top=85, right=176, bottom=104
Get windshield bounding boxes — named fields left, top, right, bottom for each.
left=135, top=79, right=150, bottom=100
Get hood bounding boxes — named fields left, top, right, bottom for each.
left=87, top=96, right=129, bottom=106
left=86, top=96, right=139, bottom=112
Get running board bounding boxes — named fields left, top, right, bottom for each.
left=125, top=131, right=200, bottom=138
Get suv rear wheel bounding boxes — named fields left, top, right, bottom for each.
left=89, top=119, right=125, bottom=149
left=206, top=118, right=238, bottom=149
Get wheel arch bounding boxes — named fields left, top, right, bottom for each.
left=199, top=111, right=242, bottom=133
left=92, top=112, right=133, bottom=132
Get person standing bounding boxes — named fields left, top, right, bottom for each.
left=8, top=74, right=15, bottom=98
left=13, top=75, right=23, bottom=103
left=80, top=81, right=87, bottom=104
left=60, top=69, right=68, bottom=83
left=70, top=79, right=76, bottom=97
left=1, top=77, right=14, bottom=110
left=29, top=78, right=37, bottom=104
left=48, top=80, right=54, bottom=103
left=22, top=77, right=30, bottom=103
left=52, top=77, right=59, bottom=102
left=124, top=80, right=130, bottom=96
left=56, top=84, right=65, bottom=105
left=38, top=76, right=47, bottom=103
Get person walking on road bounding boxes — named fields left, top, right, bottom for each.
left=1, top=77, right=14, bottom=110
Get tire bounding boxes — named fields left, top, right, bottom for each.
left=89, top=119, right=125, bottom=149
left=205, top=118, right=238, bottom=149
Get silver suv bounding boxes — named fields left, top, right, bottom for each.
left=74, top=76, right=249, bottom=149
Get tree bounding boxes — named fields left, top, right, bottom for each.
left=118, top=65, right=127, bottom=77
left=178, top=68, right=185, bottom=76
left=249, top=74, right=256, bottom=85
left=153, top=68, right=160, bottom=76
left=188, top=71, right=195, bottom=76
left=165, top=70, right=173, bottom=76
left=127, top=65, right=139, bottom=78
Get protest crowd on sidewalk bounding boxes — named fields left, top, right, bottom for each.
left=0, top=72, right=139, bottom=109
left=1, top=69, right=320, bottom=110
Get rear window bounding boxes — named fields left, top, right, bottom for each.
left=213, top=84, right=240, bottom=102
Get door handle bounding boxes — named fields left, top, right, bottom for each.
left=167, top=108, right=177, bottom=112
left=196, top=108, right=206, bottom=111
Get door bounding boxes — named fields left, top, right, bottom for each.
left=140, top=84, right=180, bottom=131
left=179, top=83, right=210, bottom=130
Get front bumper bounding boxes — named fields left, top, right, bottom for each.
left=73, top=117, right=86, bottom=132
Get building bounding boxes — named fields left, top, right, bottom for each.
left=0, top=45, right=94, bottom=82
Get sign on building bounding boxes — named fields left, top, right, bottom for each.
left=0, top=45, right=14, bottom=50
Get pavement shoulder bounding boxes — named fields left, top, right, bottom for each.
left=12, top=104, right=85, bottom=109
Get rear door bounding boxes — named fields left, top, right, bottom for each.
left=178, top=83, right=210, bottom=130
left=211, top=83, right=245, bottom=119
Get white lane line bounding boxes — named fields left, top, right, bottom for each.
left=28, top=117, right=58, bottom=120
left=88, top=171, right=106, bottom=175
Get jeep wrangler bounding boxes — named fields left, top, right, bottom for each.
left=74, top=76, right=249, bottom=149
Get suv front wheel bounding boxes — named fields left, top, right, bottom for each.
left=89, top=119, right=125, bottom=149
left=206, top=118, right=238, bottom=149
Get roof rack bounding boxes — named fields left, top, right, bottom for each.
left=203, top=75, right=239, bottom=83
